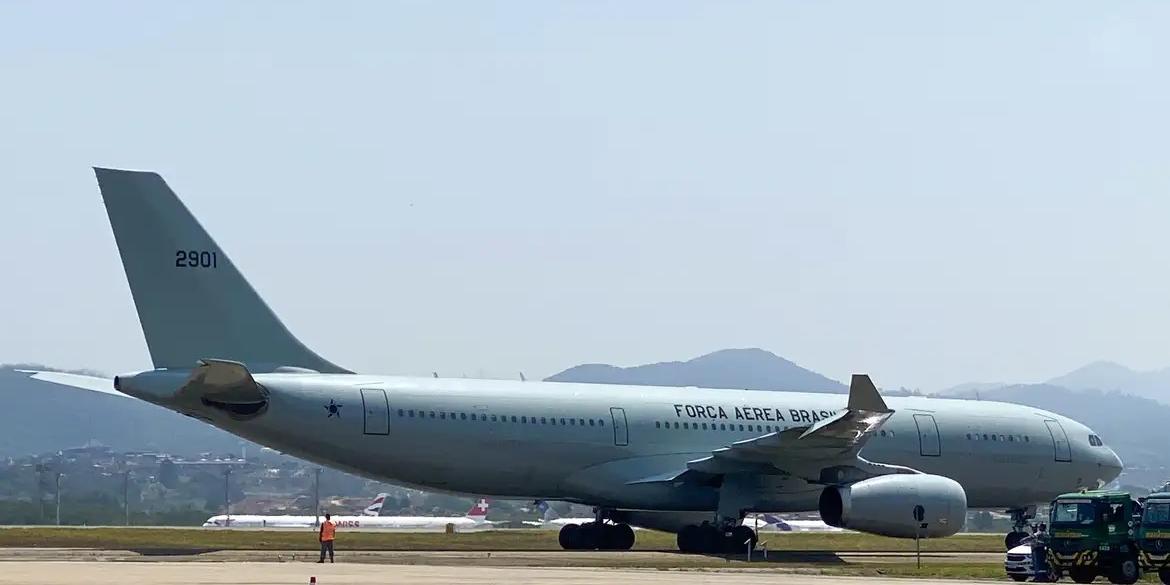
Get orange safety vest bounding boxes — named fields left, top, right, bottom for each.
left=320, top=520, right=336, bottom=541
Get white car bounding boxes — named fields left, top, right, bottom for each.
left=1005, top=539, right=1062, bottom=582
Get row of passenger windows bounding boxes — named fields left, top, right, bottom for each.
left=966, top=432, right=1030, bottom=443
left=397, top=409, right=605, bottom=428
left=655, top=421, right=781, bottom=433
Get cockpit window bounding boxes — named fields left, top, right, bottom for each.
left=1089, top=435, right=1103, bottom=447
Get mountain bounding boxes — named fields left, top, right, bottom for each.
left=0, top=365, right=246, bottom=457
left=1048, top=361, right=1170, bottom=404
left=546, top=348, right=846, bottom=393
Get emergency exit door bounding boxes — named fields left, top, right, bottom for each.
left=610, top=407, right=628, bottom=446
left=1045, top=420, right=1072, bottom=462
left=361, top=388, right=390, bottom=435
left=913, top=414, right=941, bottom=457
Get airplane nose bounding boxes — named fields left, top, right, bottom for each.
left=1100, top=448, right=1124, bottom=479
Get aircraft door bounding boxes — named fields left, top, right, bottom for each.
left=360, top=388, right=390, bottom=435
left=913, top=414, right=941, bottom=456
left=1044, top=420, right=1072, bottom=462
left=610, top=407, right=628, bottom=446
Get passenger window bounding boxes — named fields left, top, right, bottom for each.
left=982, top=434, right=988, bottom=440
left=701, top=423, right=708, bottom=430
left=550, top=418, right=556, bottom=425
left=579, top=418, right=585, bottom=426
left=570, top=418, right=576, bottom=426
left=720, top=423, right=726, bottom=431
left=738, top=424, right=744, bottom=431
left=398, top=409, right=404, bottom=417
left=521, top=416, right=527, bottom=423
left=511, top=416, right=518, bottom=423
left=589, top=419, right=595, bottom=426
left=683, top=422, right=689, bottom=429
left=480, top=414, right=487, bottom=421
left=440, top=412, right=446, bottom=419
left=673, top=422, right=679, bottom=429
left=408, top=410, right=415, bottom=417
left=450, top=412, right=455, bottom=420
left=429, top=411, right=436, bottom=418
left=560, top=418, right=566, bottom=425
left=490, top=415, right=497, bottom=422
left=599, top=419, right=604, bottom=427
left=966, top=433, right=971, bottom=440
left=880, top=430, right=887, bottom=437
left=1024, top=436, right=1030, bottom=442
left=1008, top=435, right=1015, bottom=442
left=655, top=421, right=661, bottom=428
left=992, top=434, right=998, bottom=441
left=541, top=417, right=547, bottom=424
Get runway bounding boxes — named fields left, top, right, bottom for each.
left=0, top=562, right=996, bottom=585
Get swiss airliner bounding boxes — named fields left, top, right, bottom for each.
left=26, top=168, right=1124, bottom=554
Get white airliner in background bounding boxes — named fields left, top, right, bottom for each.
left=25, top=168, right=1124, bottom=554
left=203, top=495, right=490, bottom=530
left=522, top=500, right=599, bottom=528
left=744, top=513, right=842, bottom=533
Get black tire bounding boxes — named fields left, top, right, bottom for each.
left=1006, top=531, right=1028, bottom=550
left=612, top=523, right=635, bottom=551
left=1158, top=568, right=1170, bottom=585
left=1108, top=557, right=1139, bottom=585
left=558, top=523, right=580, bottom=550
left=731, top=525, right=757, bottom=553
left=696, top=523, right=719, bottom=554
left=677, top=525, right=700, bottom=554
left=1070, top=568, right=1096, bottom=584
left=578, top=521, right=601, bottom=550
left=1010, top=574, right=1028, bottom=582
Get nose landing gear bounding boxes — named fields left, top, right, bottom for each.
left=1005, top=506, right=1037, bottom=550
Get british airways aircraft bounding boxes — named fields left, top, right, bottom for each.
left=26, top=168, right=1124, bottom=554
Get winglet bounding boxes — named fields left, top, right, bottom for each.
left=848, top=374, right=889, bottom=413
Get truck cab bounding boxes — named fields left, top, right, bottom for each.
left=1048, top=490, right=1141, bottom=585
left=1138, top=491, right=1170, bottom=584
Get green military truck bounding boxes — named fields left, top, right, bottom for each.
left=1138, top=489, right=1170, bottom=585
left=1047, top=490, right=1141, bottom=584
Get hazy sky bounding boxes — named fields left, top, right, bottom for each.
left=1, top=1, right=1168, bottom=391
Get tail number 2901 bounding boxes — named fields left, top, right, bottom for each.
left=175, top=250, right=218, bottom=268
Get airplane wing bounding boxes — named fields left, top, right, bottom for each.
left=16, top=370, right=130, bottom=399
left=635, top=375, right=916, bottom=486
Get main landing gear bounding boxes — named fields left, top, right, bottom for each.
left=1005, top=506, right=1037, bottom=550
left=558, top=521, right=635, bottom=550
left=676, top=522, right=758, bottom=555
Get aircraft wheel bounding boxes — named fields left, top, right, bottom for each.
left=730, top=525, right=758, bottom=553
left=558, top=523, right=580, bottom=550
left=608, top=523, right=635, bottom=551
left=677, top=525, right=700, bottom=553
left=1158, top=568, right=1170, bottom=585
left=1006, top=531, right=1028, bottom=550
left=1070, top=568, right=1096, bottom=584
left=696, top=523, right=719, bottom=554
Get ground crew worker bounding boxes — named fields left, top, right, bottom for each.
left=318, top=513, right=336, bottom=563
left=1032, top=523, right=1050, bottom=581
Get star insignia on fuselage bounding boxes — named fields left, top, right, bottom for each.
left=325, top=399, right=343, bottom=418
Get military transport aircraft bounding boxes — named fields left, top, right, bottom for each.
left=25, top=168, right=1124, bottom=554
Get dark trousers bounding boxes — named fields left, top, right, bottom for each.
left=319, top=540, right=334, bottom=562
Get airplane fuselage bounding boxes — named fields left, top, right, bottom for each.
left=123, top=371, right=1122, bottom=514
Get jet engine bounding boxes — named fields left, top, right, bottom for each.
left=818, top=474, right=966, bottom=538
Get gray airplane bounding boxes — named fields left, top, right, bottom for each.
left=27, top=168, right=1124, bottom=554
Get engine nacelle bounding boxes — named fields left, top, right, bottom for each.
left=818, top=474, right=967, bottom=538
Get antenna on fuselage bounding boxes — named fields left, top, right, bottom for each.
left=432, top=372, right=439, bottom=379
left=520, top=372, right=526, bottom=382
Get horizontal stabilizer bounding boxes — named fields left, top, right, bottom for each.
left=17, top=370, right=129, bottom=399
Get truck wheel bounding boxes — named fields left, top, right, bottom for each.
left=1010, top=574, right=1028, bottom=582
left=1159, top=568, right=1170, bottom=585
left=1070, top=568, right=1096, bottom=584
left=1107, top=558, right=1139, bottom=585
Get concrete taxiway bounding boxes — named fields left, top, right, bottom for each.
left=0, top=562, right=993, bottom=585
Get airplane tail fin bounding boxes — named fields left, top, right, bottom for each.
left=363, top=493, right=390, bottom=517
left=535, top=499, right=558, bottom=522
left=465, top=499, right=489, bottom=521
left=94, top=168, right=347, bottom=373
